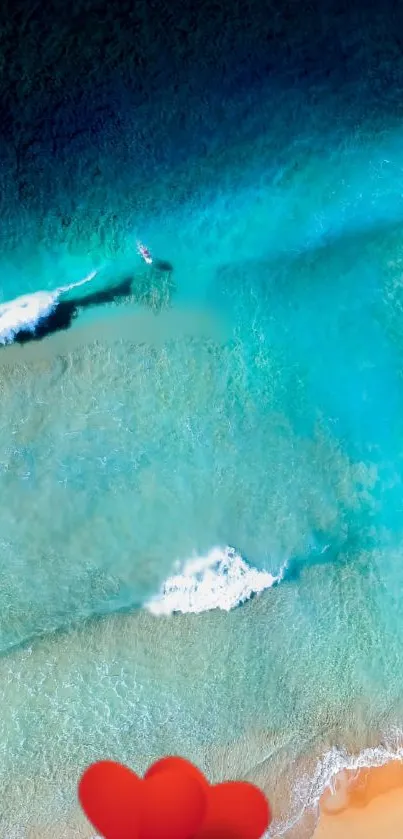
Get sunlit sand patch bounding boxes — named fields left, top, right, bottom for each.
left=314, top=760, right=403, bottom=838
left=0, top=305, right=229, bottom=369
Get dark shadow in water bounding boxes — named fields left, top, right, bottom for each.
left=9, top=257, right=175, bottom=347
left=280, top=549, right=343, bottom=584
left=234, top=550, right=342, bottom=603
left=153, top=258, right=173, bottom=273
left=277, top=524, right=380, bottom=585
left=214, top=213, right=403, bottom=299
left=12, top=277, right=134, bottom=344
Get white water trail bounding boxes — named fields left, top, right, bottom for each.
left=0, top=270, right=98, bottom=345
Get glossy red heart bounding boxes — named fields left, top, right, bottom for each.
left=140, top=766, right=207, bottom=839
left=193, top=780, right=271, bottom=839
left=79, top=759, right=207, bottom=839
left=145, top=755, right=210, bottom=791
left=145, top=757, right=271, bottom=839
left=78, top=760, right=142, bottom=839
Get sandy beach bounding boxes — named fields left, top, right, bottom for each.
left=313, top=761, right=403, bottom=839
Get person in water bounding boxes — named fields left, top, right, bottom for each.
left=137, top=240, right=173, bottom=275
left=136, top=241, right=153, bottom=265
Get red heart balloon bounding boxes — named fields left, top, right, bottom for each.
left=78, top=760, right=142, bottom=839
left=140, top=767, right=207, bottom=839
left=193, top=780, right=271, bottom=839
left=145, top=755, right=209, bottom=791
left=79, top=759, right=207, bottom=839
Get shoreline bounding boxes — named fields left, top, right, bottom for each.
left=313, top=759, right=403, bottom=838
left=243, top=728, right=403, bottom=838
left=17, top=731, right=403, bottom=839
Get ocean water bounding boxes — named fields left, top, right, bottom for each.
left=4, top=23, right=403, bottom=837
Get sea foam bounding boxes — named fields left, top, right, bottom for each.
left=0, top=240, right=156, bottom=346
left=271, top=736, right=403, bottom=837
left=145, top=546, right=285, bottom=616
left=0, top=271, right=97, bottom=345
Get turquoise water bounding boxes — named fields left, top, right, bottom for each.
left=4, top=74, right=403, bottom=835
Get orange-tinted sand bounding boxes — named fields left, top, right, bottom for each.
left=313, top=761, right=403, bottom=839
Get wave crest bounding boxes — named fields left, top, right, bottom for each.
left=145, top=546, right=285, bottom=616
left=0, top=270, right=97, bottom=345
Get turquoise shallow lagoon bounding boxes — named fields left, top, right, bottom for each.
left=3, top=57, right=403, bottom=837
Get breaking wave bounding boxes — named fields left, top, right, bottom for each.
left=271, top=736, right=403, bottom=836
left=0, top=271, right=97, bottom=345
left=145, top=546, right=286, bottom=616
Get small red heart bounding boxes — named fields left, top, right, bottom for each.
left=145, top=755, right=210, bottom=791
left=145, top=758, right=271, bottom=839
left=193, top=780, right=271, bottom=839
left=78, top=760, right=142, bottom=839
left=140, top=766, right=207, bottom=839
left=79, top=759, right=207, bottom=839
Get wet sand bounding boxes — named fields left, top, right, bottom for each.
left=313, top=761, right=403, bottom=839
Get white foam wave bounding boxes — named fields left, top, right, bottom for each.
left=0, top=290, right=58, bottom=345
left=0, top=270, right=97, bottom=345
left=145, top=546, right=285, bottom=616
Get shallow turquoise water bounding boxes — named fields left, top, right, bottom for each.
left=3, top=75, right=403, bottom=835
